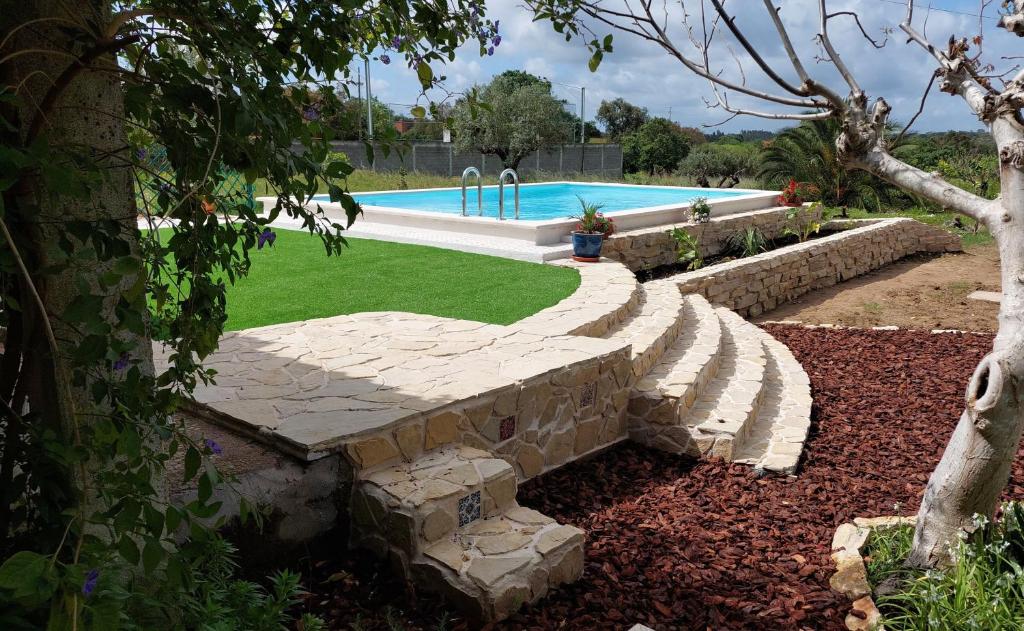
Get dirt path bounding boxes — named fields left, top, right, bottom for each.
left=752, top=243, right=1001, bottom=332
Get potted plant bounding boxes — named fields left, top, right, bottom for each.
left=569, top=196, right=614, bottom=262
left=778, top=178, right=805, bottom=207
left=689, top=196, right=711, bottom=223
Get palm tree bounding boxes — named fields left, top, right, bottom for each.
left=759, top=118, right=895, bottom=215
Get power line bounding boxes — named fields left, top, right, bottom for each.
left=875, top=0, right=999, bottom=21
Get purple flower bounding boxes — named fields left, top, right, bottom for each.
left=136, top=148, right=147, bottom=160
left=487, top=46, right=494, bottom=56
left=302, top=106, right=320, bottom=121
left=82, top=569, right=99, bottom=597
left=204, top=438, right=223, bottom=455
left=113, top=353, right=129, bottom=371
left=492, top=35, right=501, bottom=47
left=392, top=36, right=403, bottom=48
left=380, top=53, right=391, bottom=65
left=257, top=228, right=277, bottom=250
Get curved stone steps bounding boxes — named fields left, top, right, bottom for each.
left=731, top=332, right=813, bottom=474
left=350, top=445, right=584, bottom=623
left=680, top=308, right=768, bottom=460
left=514, top=259, right=640, bottom=338
left=626, top=294, right=723, bottom=454
left=416, top=506, right=584, bottom=623
left=600, top=279, right=688, bottom=381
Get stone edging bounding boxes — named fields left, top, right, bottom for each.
left=830, top=515, right=916, bottom=631
left=514, top=258, right=639, bottom=337
left=760, top=321, right=992, bottom=336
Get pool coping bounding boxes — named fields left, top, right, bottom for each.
left=257, top=182, right=780, bottom=246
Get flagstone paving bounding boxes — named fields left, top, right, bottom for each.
left=165, top=257, right=814, bottom=622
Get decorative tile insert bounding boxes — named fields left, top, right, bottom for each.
left=458, top=490, right=481, bottom=527
left=499, top=415, right=516, bottom=441
left=580, top=382, right=597, bottom=408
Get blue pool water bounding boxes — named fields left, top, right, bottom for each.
left=313, top=183, right=750, bottom=221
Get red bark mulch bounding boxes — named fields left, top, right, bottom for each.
left=299, top=327, right=1023, bottom=630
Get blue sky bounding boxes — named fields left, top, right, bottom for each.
left=362, top=0, right=1006, bottom=133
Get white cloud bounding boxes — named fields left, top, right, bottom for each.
left=371, top=0, right=1001, bottom=132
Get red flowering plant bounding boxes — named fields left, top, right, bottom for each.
left=571, top=196, right=615, bottom=238
left=778, top=178, right=808, bottom=206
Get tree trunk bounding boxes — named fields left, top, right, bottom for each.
left=906, top=121, right=1024, bottom=567
left=3, top=1, right=156, bottom=522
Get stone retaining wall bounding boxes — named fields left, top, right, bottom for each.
left=671, top=218, right=962, bottom=317
left=342, top=344, right=634, bottom=483
left=602, top=205, right=822, bottom=272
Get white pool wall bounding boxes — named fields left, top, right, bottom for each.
left=257, top=181, right=780, bottom=246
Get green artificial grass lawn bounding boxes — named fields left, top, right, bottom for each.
left=153, top=229, right=580, bottom=331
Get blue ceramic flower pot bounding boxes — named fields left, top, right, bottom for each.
left=571, top=232, right=604, bottom=261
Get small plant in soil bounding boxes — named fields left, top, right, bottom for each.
left=669, top=227, right=704, bottom=270
left=570, top=195, right=614, bottom=237
left=867, top=502, right=1024, bottom=630
left=689, top=196, right=711, bottom=223
left=783, top=202, right=827, bottom=243
left=727, top=226, right=768, bottom=258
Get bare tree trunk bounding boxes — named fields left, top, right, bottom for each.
left=3, top=0, right=156, bottom=520
left=906, top=123, right=1024, bottom=567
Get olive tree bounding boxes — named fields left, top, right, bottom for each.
left=0, top=0, right=495, bottom=626
left=451, top=71, right=571, bottom=169
left=529, top=0, right=1024, bottom=569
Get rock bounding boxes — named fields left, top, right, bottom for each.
left=830, top=556, right=870, bottom=601
left=845, top=596, right=882, bottom=631
left=348, top=437, right=400, bottom=469
left=467, top=555, right=531, bottom=588
left=424, top=411, right=459, bottom=450
left=393, top=424, right=423, bottom=460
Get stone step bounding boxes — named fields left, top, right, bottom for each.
left=601, top=280, right=688, bottom=382
left=514, top=259, right=641, bottom=337
left=681, top=308, right=769, bottom=460
left=351, top=445, right=519, bottom=558
left=626, top=293, right=724, bottom=454
left=731, top=332, right=813, bottom=474
left=351, top=444, right=586, bottom=623
left=414, top=505, right=585, bottom=622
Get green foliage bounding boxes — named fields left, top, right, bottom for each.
left=727, top=227, right=768, bottom=258
left=569, top=197, right=614, bottom=235
left=0, top=1, right=497, bottom=627
left=758, top=118, right=895, bottom=210
left=868, top=503, right=1024, bottom=630
left=678, top=143, right=759, bottom=184
left=595, top=97, right=648, bottom=141
left=783, top=203, right=826, bottom=243
left=622, top=117, right=691, bottom=175
left=689, top=197, right=711, bottom=224
left=669, top=228, right=704, bottom=270
left=451, top=72, right=571, bottom=169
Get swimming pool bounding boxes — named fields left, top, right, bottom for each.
left=316, top=183, right=751, bottom=221
left=287, top=182, right=780, bottom=245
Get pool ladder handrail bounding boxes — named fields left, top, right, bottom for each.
left=460, top=167, right=482, bottom=216
left=498, top=168, right=520, bottom=220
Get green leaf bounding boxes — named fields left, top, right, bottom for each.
left=118, top=537, right=140, bottom=565
left=197, top=471, right=212, bottom=503
left=410, top=105, right=426, bottom=119
left=142, top=538, right=162, bottom=574
left=183, top=446, right=200, bottom=481
left=416, top=62, right=434, bottom=86
left=0, top=550, right=47, bottom=591
left=588, top=50, right=603, bottom=72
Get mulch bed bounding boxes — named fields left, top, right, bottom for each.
left=297, top=327, right=1023, bottom=630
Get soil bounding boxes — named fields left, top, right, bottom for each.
left=295, top=327, right=1023, bottom=631
left=753, top=243, right=1001, bottom=332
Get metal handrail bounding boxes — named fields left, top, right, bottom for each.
left=460, top=167, right=482, bottom=216
left=497, top=168, right=520, bottom=220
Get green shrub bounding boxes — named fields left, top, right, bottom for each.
left=727, top=227, right=768, bottom=258
left=689, top=197, right=711, bottom=224
left=783, top=202, right=827, bottom=243
left=669, top=227, right=703, bottom=270
left=867, top=502, right=1024, bottom=630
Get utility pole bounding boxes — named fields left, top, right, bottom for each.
left=354, top=66, right=363, bottom=140
left=668, top=105, right=672, bottom=122
left=579, top=86, right=586, bottom=172
left=364, top=58, right=374, bottom=140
